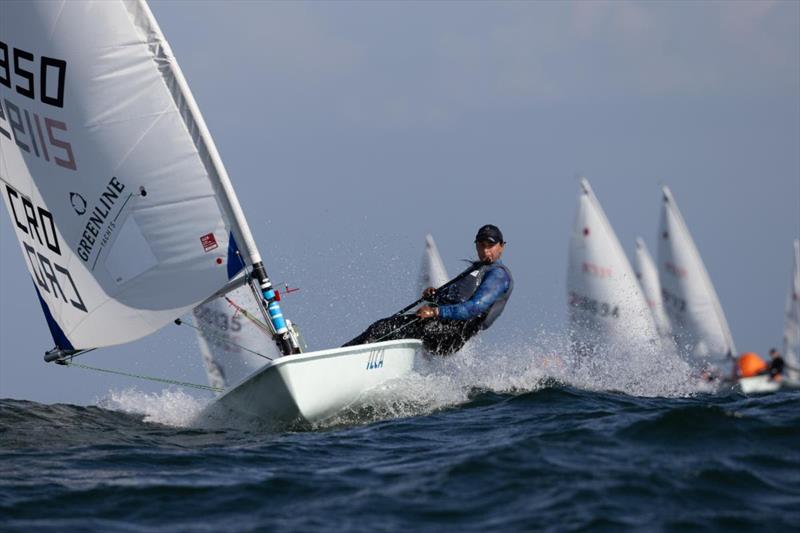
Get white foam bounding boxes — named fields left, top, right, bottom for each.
left=97, top=388, right=210, bottom=427
left=97, top=325, right=713, bottom=431
left=323, top=326, right=709, bottom=428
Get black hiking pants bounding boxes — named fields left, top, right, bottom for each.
left=343, top=314, right=482, bottom=356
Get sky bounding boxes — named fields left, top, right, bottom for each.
left=1, top=0, right=798, bottom=404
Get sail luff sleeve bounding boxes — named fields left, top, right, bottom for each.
left=132, top=0, right=263, bottom=269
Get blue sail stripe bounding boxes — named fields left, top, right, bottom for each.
left=227, top=232, right=245, bottom=280
left=33, top=281, right=74, bottom=351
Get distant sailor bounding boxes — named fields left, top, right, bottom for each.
left=767, top=348, right=785, bottom=381
left=344, top=224, right=513, bottom=355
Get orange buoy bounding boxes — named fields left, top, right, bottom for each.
left=737, top=352, right=767, bottom=378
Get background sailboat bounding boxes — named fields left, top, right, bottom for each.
left=657, top=186, right=736, bottom=366
left=567, top=179, right=659, bottom=355
left=192, top=286, right=280, bottom=391
left=418, top=234, right=449, bottom=295
left=739, top=239, right=800, bottom=392
left=634, top=237, right=673, bottom=340
left=0, top=0, right=419, bottom=426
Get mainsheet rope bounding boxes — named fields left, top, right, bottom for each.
left=63, top=360, right=224, bottom=393
left=58, top=311, right=276, bottom=393
left=173, top=318, right=274, bottom=361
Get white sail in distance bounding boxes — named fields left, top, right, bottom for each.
left=634, top=237, right=673, bottom=339
left=193, top=286, right=279, bottom=391
left=784, top=239, right=800, bottom=378
left=567, top=179, right=659, bottom=355
left=418, top=234, right=449, bottom=294
left=0, top=1, right=269, bottom=352
left=657, top=186, right=736, bottom=363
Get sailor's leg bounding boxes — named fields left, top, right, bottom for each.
left=420, top=319, right=481, bottom=356
left=342, top=315, right=421, bottom=346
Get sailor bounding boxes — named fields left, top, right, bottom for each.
left=343, top=224, right=513, bottom=355
left=767, top=348, right=785, bottom=381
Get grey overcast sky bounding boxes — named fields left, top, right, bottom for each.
left=1, top=0, right=798, bottom=404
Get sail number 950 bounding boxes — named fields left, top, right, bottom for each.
left=569, top=291, right=620, bottom=319
left=0, top=41, right=67, bottom=108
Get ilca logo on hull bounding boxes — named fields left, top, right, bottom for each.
left=366, top=349, right=385, bottom=370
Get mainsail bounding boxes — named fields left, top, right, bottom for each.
left=0, top=1, right=295, bottom=357
left=784, top=239, right=800, bottom=378
left=418, top=234, right=449, bottom=294
left=657, top=186, right=735, bottom=362
left=567, top=179, right=659, bottom=354
left=634, top=237, right=673, bottom=339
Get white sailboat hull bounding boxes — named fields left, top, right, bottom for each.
left=736, top=375, right=800, bottom=394
left=199, top=339, right=422, bottom=427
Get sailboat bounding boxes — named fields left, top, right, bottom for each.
left=737, top=239, right=800, bottom=393
left=567, top=179, right=659, bottom=356
left=419, top=234, right=449, bottom=294
left=634, top=237, right=673, bottom=339
left=0, top=0, right=420, bottom=426
left=192, top=285, right=281, bottom=391
left=657, top=186, right=736, bottom=368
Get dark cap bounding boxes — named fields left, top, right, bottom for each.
left=475, top=224, right=504, bottom=244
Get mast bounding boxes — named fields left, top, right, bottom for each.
left=136, top=1, right=299, bottom=354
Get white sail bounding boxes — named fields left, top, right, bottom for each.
left=784, top=239, right=800, bottom=377
left=567, top=179, right=659, bottom=354
left=0, top=1, right=264, bottom=351
left=193, top=286, right=279, bottom=391
left=418, top=234, right=449, bottom=294
left=634, top=237, right=673, bottom=339
left=657, top=186, right=736, bottom=362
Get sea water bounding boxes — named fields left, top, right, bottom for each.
left=1, top=339, right=798, bottom=531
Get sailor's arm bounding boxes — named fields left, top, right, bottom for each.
left=437, top=268, right=509, bottom=321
